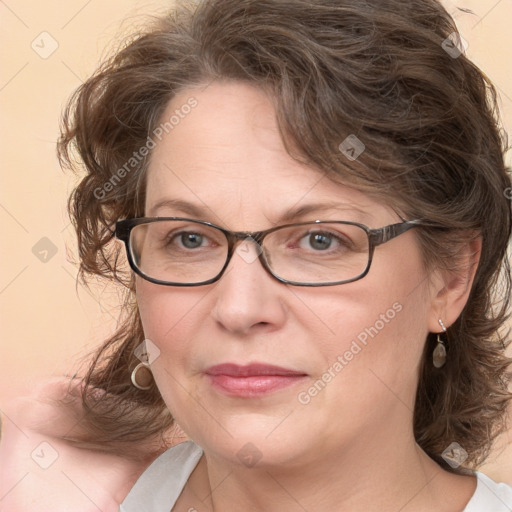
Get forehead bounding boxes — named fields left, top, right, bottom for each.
left=145, top=81, right=391, bottom=228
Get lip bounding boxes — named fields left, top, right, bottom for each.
left=204, top=363, right=308, bottom=398
left=205, top=363, right=306, bottom=377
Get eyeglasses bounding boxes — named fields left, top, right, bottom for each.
left=115, top=217, right=422, bottom=287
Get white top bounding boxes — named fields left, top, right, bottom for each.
left=120, top=441, right=512, bottom=511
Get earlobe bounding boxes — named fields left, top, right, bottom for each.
left=428, top=236, right=482, bottom=332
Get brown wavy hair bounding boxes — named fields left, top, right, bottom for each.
left=57, top=0, right=512, bottom=471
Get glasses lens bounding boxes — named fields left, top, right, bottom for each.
left=129, top=220, right=228, bottom=284
left=128, top=220, right=370, bottom=285
left=264, top=222, right=370, bottom=284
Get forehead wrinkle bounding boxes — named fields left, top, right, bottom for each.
left=147, top=195, right=377, bottom=230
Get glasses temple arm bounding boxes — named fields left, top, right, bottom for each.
left=371, top=220, right=423, bottom=246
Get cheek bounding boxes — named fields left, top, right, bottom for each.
left=135, top=279, right=203, bottom=359
left=135, top=279, right=206, bottom=422
left=312, top=245, right=429, bottom=370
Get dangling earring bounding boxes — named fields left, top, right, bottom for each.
left=131, top=362, right=153, bottom=390
left=433, top=319, right=447, bottom=369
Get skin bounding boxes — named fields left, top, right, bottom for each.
left=0, top=378, right=154, bottom=512
left=136, top=81, right=481, bottom=512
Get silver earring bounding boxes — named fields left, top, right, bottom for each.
left=131, top=362, right=153, bottom=390
left=433, top=319, right=447, bottom=369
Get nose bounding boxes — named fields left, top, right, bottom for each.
left=211, top=238, right=287, bottom=335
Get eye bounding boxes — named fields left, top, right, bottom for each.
left=138, top=221, right=225, bottom=258
left=299, top=231, right=347, bottom=251
left=177, top=231, right=206, bottom=249
left=306, top=233, right=332, bottom=250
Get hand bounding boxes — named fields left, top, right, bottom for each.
left=0, top=377, right=183, bottom=512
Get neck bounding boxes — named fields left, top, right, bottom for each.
left=189, top=423, right=475, bottom=512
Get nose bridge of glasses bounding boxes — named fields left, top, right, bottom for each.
left=225, top=229, right=264, bottom=248
left=228, top=232, right=264, bottom=265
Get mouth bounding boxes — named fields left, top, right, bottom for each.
left=204, top=363, right=308, bottom=398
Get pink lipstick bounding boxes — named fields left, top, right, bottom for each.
left=204, top=363, right=307, bottom=398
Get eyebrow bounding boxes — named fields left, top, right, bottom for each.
left=147, top=198, right=374, bottom=225
left=148, top=198, right=215, bottom=219
left=277, top=202, right=374, bottom=224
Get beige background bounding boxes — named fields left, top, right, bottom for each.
left=1, top=0, right=511, bottom=480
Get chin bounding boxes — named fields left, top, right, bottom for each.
left=186, top=413, right=310, bottom=467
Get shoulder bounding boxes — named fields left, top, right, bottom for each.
left=464, top=471, right=512, bottom=512
left=120, top=440, right=203, bottom=512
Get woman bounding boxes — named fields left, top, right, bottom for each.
left=2, top=0, right=512, bottom=510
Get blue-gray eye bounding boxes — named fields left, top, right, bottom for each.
left=180, top=232, right=204, bottom=248
left=308, top=233, right=332, bottom=250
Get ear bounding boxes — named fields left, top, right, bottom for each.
left=427, top=235, right=482, bottom=332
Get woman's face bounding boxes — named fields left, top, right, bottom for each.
left=136, top=81, right=435, bottom=467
